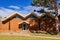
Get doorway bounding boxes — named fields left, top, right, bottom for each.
left=21, top=22, right=29, bottom=30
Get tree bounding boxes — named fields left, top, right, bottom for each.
left=54, top=0, right=59, bottom=33
left=31, top=0, right=59, bottom=34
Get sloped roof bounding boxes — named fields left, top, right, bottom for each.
left=18, top=21, right=29, bottom=24
left=25, top=12, right=39, bottom=19
left=2, top=12, right=55, bottom=21
left=2, top=13, right=24, bottom=21
left=2, top=12, right=39, bottom=21
left=40, top=13, right=55, bottom=19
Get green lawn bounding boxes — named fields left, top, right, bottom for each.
left=31, top=33, right=60, bottom=37
left=0, top=35, right=58, bottom=40
left=30, top=33, right=60, bottom=40
left=0, top=33, right=60, bottom=40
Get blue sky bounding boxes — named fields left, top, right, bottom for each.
left=0, top=0, right=32, bottom=7
left=0, top=0, right=33, bottom=17
left=0, top=0, right=32, bottom=10
left=0, top=0, right=60, bottom=18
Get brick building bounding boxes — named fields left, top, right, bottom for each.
left=0, top=13, right=60, bottom=34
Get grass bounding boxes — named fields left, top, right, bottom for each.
left=0, top=33, right=60, bottom=40
left=31, top=33, right=60, bottom=38
left=0, top=35, right=58, bottom=40
left=31, top=33, right=60, bottom=36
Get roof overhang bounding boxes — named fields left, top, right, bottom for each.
left=25, top=12, right=39, bottom=19
left=39, top=13, right=55, bottom=19
left=18, top=21, right=29, bottom=24
left=2, top=12, right=24, bottom=21
left=2, top=12, right=39, bottom=22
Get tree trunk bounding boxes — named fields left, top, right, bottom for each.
left=55, top=15, right=59, bottom=33
left=54, top=0, right=59, bottom=33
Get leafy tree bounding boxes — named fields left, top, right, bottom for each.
left=31, top=0, right=59, bottom=34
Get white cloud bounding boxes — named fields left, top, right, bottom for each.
left=18, top=6, right=43, bottom=16
left=0, top=5, right=43, bottom=18
left=24, top=6, right=44, bottom=12
left=0, top=5, right=60, bottom=18
left=24, top=5, right=55, bottom=13
left=0, top=7, right=18, bottom=18
left=58, top=9, right=60, bottom=15
left=19, top=10, right=31, bottom=17
left=0, top=6, right=32, bottom=18
left=8, top=5, right=20, bottom=10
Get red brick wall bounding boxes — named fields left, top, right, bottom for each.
left=10, top=18, right=23, bottom=32
left=26, top=18, right=39, bottom=32
left=1, top=22, right=9, bottom=32
left=0, top=23, right=3, bottom=32
left=1, top=18, right=39, bottom=32
left=1, top=18, right=24, bottom=32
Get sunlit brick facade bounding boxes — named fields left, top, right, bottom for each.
left=0, top=13, right=60, bottom=34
